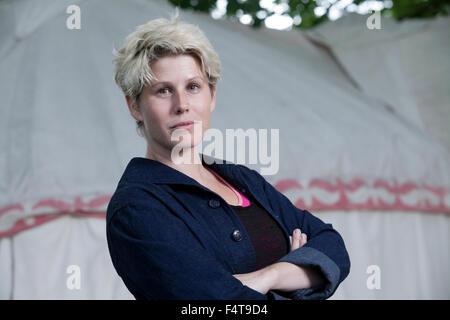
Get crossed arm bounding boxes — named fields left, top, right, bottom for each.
left=109, top=200, right=346, bottom=299
left=232, top=228, right=326, bottom=295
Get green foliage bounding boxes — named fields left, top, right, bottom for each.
left=167, top=0, right=450, bottom=29
left=168, top=0, right=217, bottom=11
left=388, top=0, right=450, bottom=20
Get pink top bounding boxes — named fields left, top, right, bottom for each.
left=206, top=167, right=251, bottom=207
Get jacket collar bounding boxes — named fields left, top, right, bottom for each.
left=120, top=154, right=248, bottom=192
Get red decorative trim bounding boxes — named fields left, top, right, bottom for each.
left=0, top=211, right=106, bottom=238
left=0, top=214, right=61, bottom=238
left=0, top=204, right=23, bottom=217
left=0, top=194, right=110, bottom=238
left=0, top=178, right=449, bottom=238
left=0, top=195, right=112, bottom=218
left=32, top=195, right=112, bottom=212
left=274, top=178, right=450, bottom=214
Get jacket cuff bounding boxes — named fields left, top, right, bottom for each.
left=272, top=246, right=341, bottom=300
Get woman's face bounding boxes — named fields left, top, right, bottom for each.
left=127, top=54, right=216, bottom=155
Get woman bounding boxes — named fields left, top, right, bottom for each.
left=107, top=12, right=350, bottom=300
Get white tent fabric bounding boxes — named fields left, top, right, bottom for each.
left=0, top=0, right=449, bottom=299
left=0, top=215, right=133, bottom=299
left=317, top=209, right=449, bottom=299
left=306, top=14, right=450, bottom=150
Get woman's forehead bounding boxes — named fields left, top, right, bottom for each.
left=151, top=54, right=200, bottom=70
left=150, top=55, right=206, bottom=84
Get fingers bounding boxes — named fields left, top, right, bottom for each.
left=301, top=233, right=307, bottom=246
left=290, top=229, right=307, bottom=251
left=291, top=229, right=300, bottom=251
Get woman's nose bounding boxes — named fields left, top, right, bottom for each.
left=174, top=91, right=189, bottom=114
left=175, top=104, right=189, bottom=114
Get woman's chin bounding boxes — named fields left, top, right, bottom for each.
left=170, top=137, right=202, bottom=155
left=172, top=133, right=203, bottom=147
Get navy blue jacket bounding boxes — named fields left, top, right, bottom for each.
left=106, top=156, right=350, bottom=300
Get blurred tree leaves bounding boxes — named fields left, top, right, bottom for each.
left=166, top=0, right=450, bottom=29
left=389, top=0, right=449, bottom=20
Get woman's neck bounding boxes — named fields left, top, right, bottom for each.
left=145, top=145, right=210, bottom=184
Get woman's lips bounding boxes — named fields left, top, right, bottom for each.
left=171, top=121, right=194, bottom=129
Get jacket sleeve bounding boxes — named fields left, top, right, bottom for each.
left=259, top=173, right=351, bottom=300
left=106, top=199, right=269, bottom=300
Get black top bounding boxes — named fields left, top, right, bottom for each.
left=231, top=198, right=289, bottom=270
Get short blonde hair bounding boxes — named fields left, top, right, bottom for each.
left=113, top=9, right=222, bottom=137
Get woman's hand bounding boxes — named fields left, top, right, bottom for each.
left=232, top=268, right=276, bottom=295
left=232, top=228, right=308, bottom=294
left=289, top=228, right=307, bottom=251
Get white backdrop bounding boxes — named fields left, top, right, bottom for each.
left=0, top=0, right=448, bottom=299
left=307, top=14, right=450, bottom=151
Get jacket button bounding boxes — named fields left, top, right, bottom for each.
left=208, top=199, right=221, bottom=208
left=231, top=229, right=243, bottom=242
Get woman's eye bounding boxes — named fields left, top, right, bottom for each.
left=156, top=84, right=199, bottom=95
left=158, top=88, right=170, bottom=95
left=190, top=83, right=200, bottom=91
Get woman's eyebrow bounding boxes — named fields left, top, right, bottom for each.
left=151, top=76, right=204, bottom=86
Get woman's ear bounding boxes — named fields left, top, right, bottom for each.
left=210, top=86, right=217, bottom=112
left=126, top=96, right=143, bottom=122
